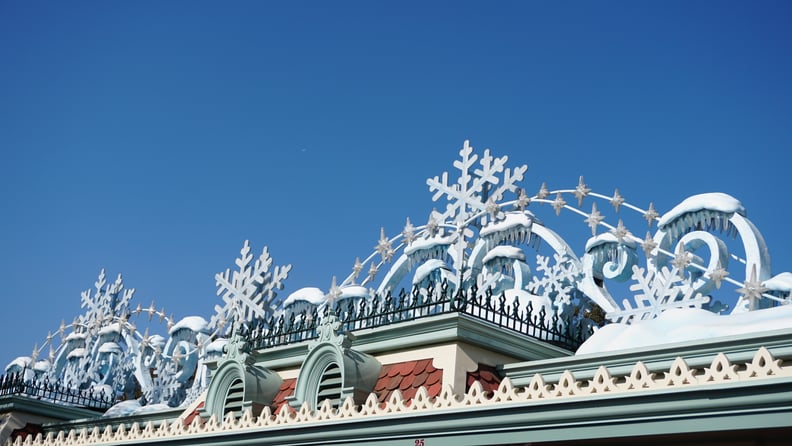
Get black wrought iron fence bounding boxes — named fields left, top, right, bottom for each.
left=0, top=371, right=114, bottom=411
left=247, top=282, right=593, bottom=351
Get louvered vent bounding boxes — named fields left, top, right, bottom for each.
left=223, top=378, right=244, bottom=417
left=316, top=363, right=342, bottom=408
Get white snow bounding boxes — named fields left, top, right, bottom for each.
left=67, top=348, right=88, bottom=359
left=103, top=400, right=142, bottom=417
left=98, top=322, right=122, bottom=336
left=404, top=233, right=457, bottom=256
left=102, top=400, right=173, bottom=417
left=577, top=305, right=792, bottom=355
left=283, top=287, right=326, bottom=307
left=169, top=316, right=209, bottom=335
left=147, top=334, right=166, bottom=349
left=5, top=356, right=31, bottom=373
left=658, top=193, right=745, bottom=228
left=206, top=338, right=228, bottom=354
left=482, top=246, right=526, bottom=264
left=64, top=331, right=88, bottom=342
left=98, top=342, right=122, bottom=354
left=413, top=259, right=450, bottom=284
left=339, top=285, right=369, bottom=299
left=764, top=272, right=792, bottom=292
left=480, top=212, right=533, bottom=237
left=33, top=359, right=51, bottom=372
left=584, top=232, right=638, bottom=252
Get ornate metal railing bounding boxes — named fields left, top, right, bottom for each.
left=0, top=371, right=114, bottom=411
left=247, top=283, right=594, bottom=352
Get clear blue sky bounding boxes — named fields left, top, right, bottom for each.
left=1, top=1, right=791, bottom=365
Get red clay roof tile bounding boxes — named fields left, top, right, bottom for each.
left=424, top=369, right=442, bottom=386
left=370, top=359, right=443, bottom=404
left=426, top=381, right=442, bottom=396
left=412, top=358, right=432, bottom=374
left=412, top=371, right=430, bottom=388
left=271, top=378, right=297, bottom=411
left=466, top=364, right=502, bottom=393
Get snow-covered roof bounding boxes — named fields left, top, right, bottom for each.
left=206, top=338, right=228, bottom=354
left=404, top=233, right=458, bottom=256
left=658, top=192, right=745, bottom=228
left=480, top=212, right=533, bottom=237
left=339, top=285, right=369, bottom=299
left=482, top=246, right=526, bottom=264
left=577, top=305, right=792, bottom=355
left=64, top=331, right=88, bottom=342
left=765, top=272, right=792, bottom=292
left=67, top=347, right=88, bottom=359
left=168, top=316, right=209, bottom=335
left=584, top=231, right=638, bottom=252
left=5, top=356, right=31, bottom=372
left=98, top=322, right=122, bottom=336
left=283, top=287, right=326, bottom=307
left=413, top=259, right=450, bottom=284
left=98, top=342, right=122, bottom=354
left=33, top=359, right=51, bottom=372
left=102, top=400, right=174, bottom=418
left=148, top=334, right=166, bottom=349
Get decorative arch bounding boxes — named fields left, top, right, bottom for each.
left=200, top=333, right=282, bottom=420
left=287, top=312, right=380, bottom=410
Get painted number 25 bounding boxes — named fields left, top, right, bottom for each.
left=414, top=440, right=425, bottom=446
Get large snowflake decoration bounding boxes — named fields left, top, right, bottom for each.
left=210, top=240, right=292, bottom=334
left=609, top=265, right=711, bottom=323
left=79, top=269, right=134, bottom=327
left=427, top=140, right=527, bottom=227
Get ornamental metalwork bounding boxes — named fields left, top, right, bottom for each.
left=4, top=140, right=790, bottom=416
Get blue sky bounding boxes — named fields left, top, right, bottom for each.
left=1, top=1, right=791, bottom=365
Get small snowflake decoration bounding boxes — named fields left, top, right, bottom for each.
left=211, top=240, right=292, bottom=334
left=609, top=265, right=710, bottom=323
left=529, top=252, right=584, bottom=314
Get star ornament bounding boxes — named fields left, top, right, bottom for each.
left=584, top=202, right=605, bottom=236
left=366, top=262, right=379, bottom=284
left=327, top=276, right=342, bottom=306
left=485, top=197, right=500, bottom=220
left=671, top=245, right=692, bottom=271
left=644, top=202, right=659, bottom=227
left=641, top=231, right=658, bottom=256
left=736, top=265, right=768, bottom=310
left=374, top=227, right=393, bottom=262
left=537, top=182, right=549, bottom=200
left=552, top=192, right=567, bottom=216
left=573, top=176, right=591, bottom=207
left=708, top=263, right=730, bottom=289
left=351, top=257, right=364, bottom=281
left=514, top=188, right=531, bottom=211
left=610, top=188, right=625, bottom=213
left=610, top=219, right=631, bottom=243
left=402, top=218, right=417, bottom=244
left=425, top=211, right=440, bottom=237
